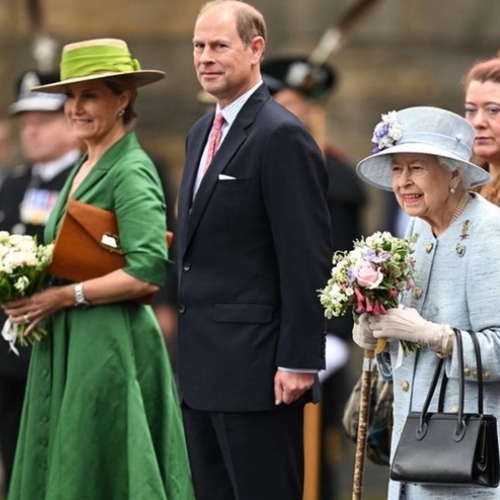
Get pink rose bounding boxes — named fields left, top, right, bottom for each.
left=353, top=260, right=384, bottom=289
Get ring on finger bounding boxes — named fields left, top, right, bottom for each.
left=24, top=313, right=30, bottom=325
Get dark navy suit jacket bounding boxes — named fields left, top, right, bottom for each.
left=177, top=84, right=332, bottom=411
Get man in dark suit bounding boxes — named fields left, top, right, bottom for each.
left=0, top=70, right=80, bottom=496
left=262, top=56, right=367, bottom=500
left=176, top=1, right=332, bottom=499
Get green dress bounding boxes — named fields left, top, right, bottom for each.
left=8, top=133, right=195, bottom=500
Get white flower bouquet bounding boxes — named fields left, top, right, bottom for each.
left=319, top=231, right=418, bottom=354
left=0, top=231, right=54, bottom=353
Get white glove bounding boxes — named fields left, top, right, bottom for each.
left=352, top=313, right=377, bottom=350
left=368, top=307, right=454, bottom=356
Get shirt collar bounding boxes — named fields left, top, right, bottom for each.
left=216, top=80, right=264, bottom=126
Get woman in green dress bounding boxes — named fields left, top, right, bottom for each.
left=2, top=38, right=195, bottom=500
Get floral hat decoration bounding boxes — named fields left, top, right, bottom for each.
left=356, top=106, right=491, bottom=191
left=31, top=38, right=165, bottom=93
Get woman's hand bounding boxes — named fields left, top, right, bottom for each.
left=368, top=307, right=454, bottom=356
left=3, top=286, right=73, bottom=338
left=352, top=313, right=378, bottom=350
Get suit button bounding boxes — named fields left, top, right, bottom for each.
left=179, top=304, right=186, bottom=314
left=183, top=262, right=191, bottom=272
left=412, top=287, right=422, bottom=299
left=401, top=380, right=410, bottom=392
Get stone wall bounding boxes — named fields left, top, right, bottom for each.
left=1, top=0, right=499, bottom=228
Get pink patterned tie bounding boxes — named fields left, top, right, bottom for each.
left=203, top=113, right=225, bottom=174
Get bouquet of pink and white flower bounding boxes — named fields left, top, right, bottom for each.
left=319, top=231, right=418, bottom=352
left=0, top=231, right=54, bottom=353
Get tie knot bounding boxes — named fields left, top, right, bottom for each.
left=213, top=113, right=225, bottom=132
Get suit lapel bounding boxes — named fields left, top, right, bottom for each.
left=185, top=125, right=246, bottom=246
left=181, top=85, right=270, bottom=254
left=178, top=113, right=212, bottom=253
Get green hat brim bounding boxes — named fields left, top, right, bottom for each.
left=31, top=70, right=165, bottom=93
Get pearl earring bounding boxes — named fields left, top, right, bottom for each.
left=118, top=109, right=125, bottom=117
left=450, top=187, right=456, bottom=194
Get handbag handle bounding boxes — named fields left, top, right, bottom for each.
left=438, top=329, right=485, bottom=413
left=468, top=330, right=484, bottom=414
left=418, top=329, right=466, bottom=439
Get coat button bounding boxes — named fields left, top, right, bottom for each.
left=401, top=380, right=410, bottom=392
left=412, top=287, right=422, bottom=299
left=183, top=262, right=191, bottom=272
left=463, top=367, right=471, bottom=376
left=178, top=304, right=186, bottom=314
left=425, top=243, right=434, bottom=253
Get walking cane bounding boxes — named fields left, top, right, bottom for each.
left=351, top=348, right=375, bottom=500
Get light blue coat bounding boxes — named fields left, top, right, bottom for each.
left=379, top=193, right=500, bottom=500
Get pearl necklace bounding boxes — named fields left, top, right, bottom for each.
left=449, top=192, right=470, bottom=226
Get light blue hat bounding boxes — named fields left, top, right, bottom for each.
left=356, top=106, right=491, bottom=191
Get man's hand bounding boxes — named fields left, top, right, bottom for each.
left=274, top=369, right=315, bottom=405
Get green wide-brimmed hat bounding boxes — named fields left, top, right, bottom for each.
left=32, top=38, right=165, bottom=93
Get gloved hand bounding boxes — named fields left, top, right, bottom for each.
left=352, top=313, right=378, bottom=350
left=368, top=307, right=454, bottom=356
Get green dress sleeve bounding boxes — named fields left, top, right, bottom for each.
left=113, top=151, right=169, bottom=286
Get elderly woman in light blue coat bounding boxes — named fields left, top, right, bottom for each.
left=353, top=106, right=500, bottom=500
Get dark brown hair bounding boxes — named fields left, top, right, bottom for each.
left=103, top=77, right=137, bottom=125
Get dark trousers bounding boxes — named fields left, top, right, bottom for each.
left=0, top=376, right=26, bottom=496
left=182, top=405, right=304, bottom=500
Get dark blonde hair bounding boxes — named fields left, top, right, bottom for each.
left=198, top=0, right=267, bottom=47
left=463, top=58, right=500, bottom=205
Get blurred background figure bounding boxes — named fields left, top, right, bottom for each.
left=0, top=118, right=14, bottom=193
left=261, top=55, right=366, bottom=500
left=463, top=57, right=500, bottom=206
left=0, top=69, right=80, bottom=497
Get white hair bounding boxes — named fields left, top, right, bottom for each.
left=437, top=156, right=468, bottom=188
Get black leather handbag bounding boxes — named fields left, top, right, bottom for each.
left=390, top=329, right=500, bottom=487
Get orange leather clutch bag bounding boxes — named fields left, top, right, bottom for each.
left=48, top=199, right=172, bottom=304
